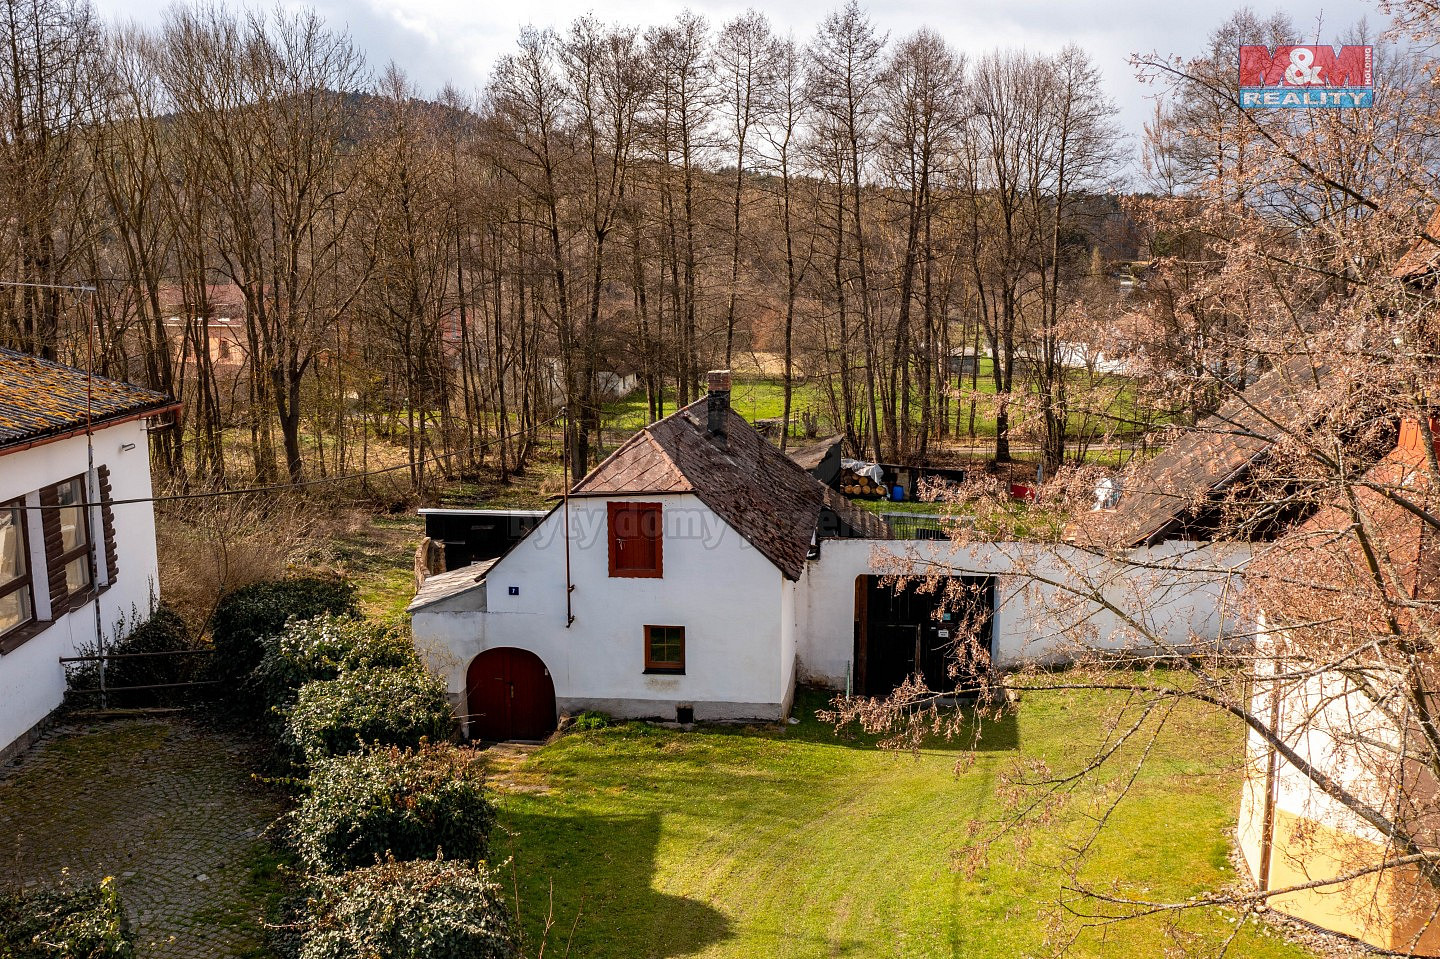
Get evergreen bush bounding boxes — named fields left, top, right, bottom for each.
left=0, top=878, right=132, bottom=959
left=299, top=858, right=514, bottom=959
left=208, top=577, right=358, bottom=711
left=292, top=744, right=494, bottom=873
left=286, top=667, right=451, bottom=765
left=254, top=615, right=418, bottom=711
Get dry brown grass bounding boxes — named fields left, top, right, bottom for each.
left=155, top=490, right=326, bottom=629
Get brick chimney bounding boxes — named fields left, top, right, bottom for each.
left=1398, top=417, right=1440, bottom=457
left=706, top=370, right=731, bottom=439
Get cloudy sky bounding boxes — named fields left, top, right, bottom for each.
left=94, top=0, right=1385, bottom=152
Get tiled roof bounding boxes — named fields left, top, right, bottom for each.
left=1075, top=358, right=1331, bottom=548
left=1394, top=206, right=1440, bottom=284
left=0, top=348, right=176, bottom=451
left=572, top=399, right=887, bottom=579
left=1252, top=436, right=1440, bottom=636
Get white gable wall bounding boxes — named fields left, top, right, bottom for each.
left=0, top=421, right=162, bottom=756
left=413, top=493, right=794, bottom=724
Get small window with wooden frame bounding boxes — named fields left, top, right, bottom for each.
left=608, top=502, right=663, bottom=578
left=644, top=625, right=685, bottom=674
left=40, top=476, right=93, bottom=610
left=0, top=498, right=35, bottom=643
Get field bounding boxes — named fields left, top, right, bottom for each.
left=492, top=688, right=1310, bottom=959
left=602, top=377, right=829, bottom=436
left=600, top=368, right=1163, bottom=466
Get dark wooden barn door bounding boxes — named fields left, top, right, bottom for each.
left=854, top=575, right=994, bottom=696
left=465, top=648, right=557, bottom=742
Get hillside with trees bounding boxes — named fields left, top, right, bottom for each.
left=0, top=0, right=1162, bottom=498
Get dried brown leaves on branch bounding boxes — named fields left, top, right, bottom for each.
left=826, top=4, right=1440, bottom=953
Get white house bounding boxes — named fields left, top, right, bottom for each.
left=0, top=348, right=177, bottom=761
left=1234, top=419, right=1440, bottom=954
left=411, top=371, right=1244, bottom=741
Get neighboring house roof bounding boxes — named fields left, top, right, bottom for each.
left=787, top=435, right=844, bottom=473
left=1075, top=358, right=1331, bottom=548
left=156, top=281, right=247, bottom=317
left=1394, top=206, right=1440, bottom=285
left=1252, top=421, right=1440, bottom=638
left=572, top=399, right=887, bottom=579
left=0, top=348, right=177, bottom=452
left=408, top=558, right=501, bottom=613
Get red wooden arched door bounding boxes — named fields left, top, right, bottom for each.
left=465, top=648, right=557, bottom=742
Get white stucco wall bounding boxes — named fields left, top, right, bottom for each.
left=1240, top=621, right=1405, bottom=858
left=415, top=516, right=1252, bottom=726
left=413, top=493, right=794, bottom=724
left=0, top=421, right=163, bottom=754
left=796, top=537, right=1251, bottom=687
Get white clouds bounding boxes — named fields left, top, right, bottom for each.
left=93, top=0, right=1385, bottom=140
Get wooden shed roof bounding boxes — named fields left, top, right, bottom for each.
left=1075, top=359, right=1331, bottom=548
left=787, top=435, right=844, bottom=472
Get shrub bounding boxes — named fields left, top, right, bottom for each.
left=66, top=606, right=198, bottom=708
left=0, top=878, right=133, bottom=959
left=286, top=667, right=452, bottom=765
left=292, top=745, right=494, bottom=874
left=300, top=858, right=514, bottom=959
left=254, top=615, right=419, bottom=712
left=208, top=577, right=358, bottom=710
left=570, top=710, right=611, bottom=731
left=154, top=493, right=323, bottom=629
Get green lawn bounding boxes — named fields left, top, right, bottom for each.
left=325, top=513, right=427, bottom=624
left=602, top=370, right=1165, bottom=449
left=494, top=688, right=1309, bottom=959
left=603, top=378, right=828, bottom=436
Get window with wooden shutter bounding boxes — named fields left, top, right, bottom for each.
left=41, top=476, right=92, bottom=611
left=98, top=465, right=117, bottom=584
left=608, top=502, right=663, bottom=578
left=0, top=498, right=34, bottom=641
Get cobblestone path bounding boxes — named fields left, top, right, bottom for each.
left=0, top=718, right=285, bottom=959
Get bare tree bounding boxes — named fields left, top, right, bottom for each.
left=757, top=33, right=810, bottom=449
left=878, top=28, right=965, bottom=459
left=828, top=7, right=1440, bottom=953
left=808, top=0, right=887, bottom=460
left=715, top=9, right=773, bottom=367
left=0, top=0, right=100, bottom=358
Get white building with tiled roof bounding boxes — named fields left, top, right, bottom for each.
left=0, top=348, right=177, bottom=759
left=411, top=371, right=1245, bottom=741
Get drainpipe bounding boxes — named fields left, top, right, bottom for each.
left=562, top=406, right=575, bottom=627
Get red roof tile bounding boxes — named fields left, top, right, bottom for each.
left=1395, top=207, right=1440, bottom=284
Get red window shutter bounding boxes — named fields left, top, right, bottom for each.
left=608, top=503, right=663, bottom=578
left=38, top=485, right=67, bottom=612
left=98, top=465, right=117, bottom=584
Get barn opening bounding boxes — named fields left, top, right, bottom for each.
left=853, top=574, right=995, bottom=697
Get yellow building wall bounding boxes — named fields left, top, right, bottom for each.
left=1262, top=808, right=1440, bottom=955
